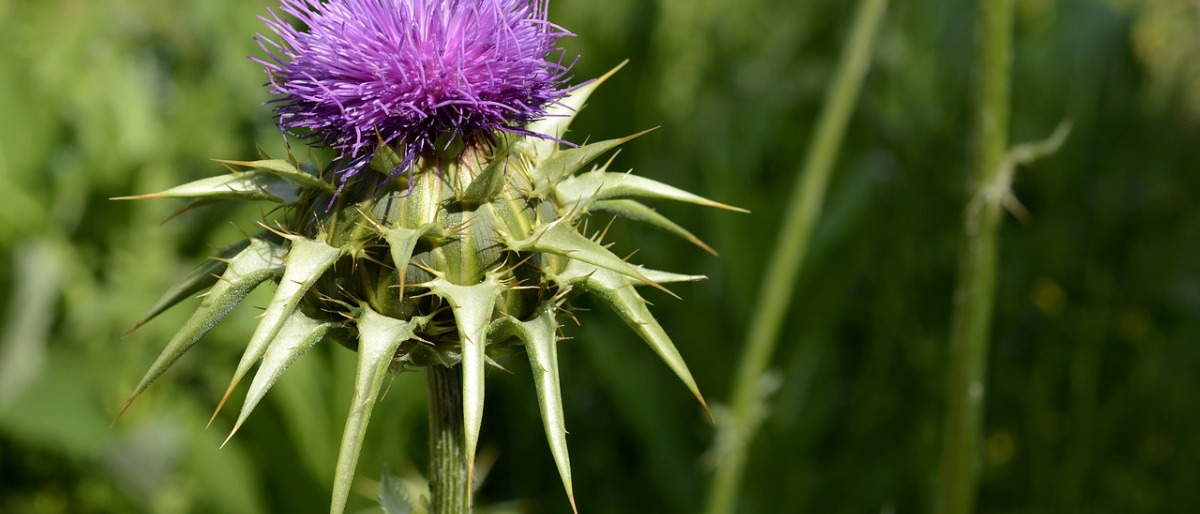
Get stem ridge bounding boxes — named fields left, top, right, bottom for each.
left=428, top=365, right=471, bottom=514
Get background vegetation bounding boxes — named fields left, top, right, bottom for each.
left=1, top=0, right=1197, bottom=512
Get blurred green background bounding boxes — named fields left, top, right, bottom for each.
left=1, top=0, right=1197, bottom=512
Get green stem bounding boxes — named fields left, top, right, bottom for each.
left=428, top=364, right=471, bottom=514
left=703, top=1, right=888, bottom=513
left=934, top=1, right=1014, bottom=514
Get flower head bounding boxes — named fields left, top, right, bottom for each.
left=121, top=3, right=744, bottom=512
left=120, top=62, right=748, bottom=513
left=257, top=0, right=573, bottom=181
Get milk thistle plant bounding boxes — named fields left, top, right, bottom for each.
left=117, top=0, right=741, bottom=512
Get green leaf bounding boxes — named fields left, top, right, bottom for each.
left=504, top=220, right=674, bottom=298
left=112, top=170, right=304, bottom=204
left=554, top=171, right=749, bottom=213
left=211, top=237, right=344, bottom=423
left=532, top=130, right=654, bottom=193
left=458, top=142, right=515, bottom=205
left=526, top=61, right=628, bottom=162
left=224, top=309, right=334, bottom=445
left=553, top=259, right=710, bottom=417
left=116, top=237, right=286, bottom=421
left=425, top=273, right=505, bottom=490
left=125, top=238, right=254, bottom=335
left=492, top=302, right=577, bottom=514
left=369, top=144, right=405, bottom=175
left=331, top=307, right=419, bottom=514
left=632, top=265, right=708, bottom=285
left=214, top=158, right=334, bottom=193
left=383, top=224, right=440, bottom=301
left=590, top=199, right=718, bottom=255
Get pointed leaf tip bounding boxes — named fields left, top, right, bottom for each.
left=555, top=172, right=748, bottom=213
left=112, top=170, right=304, bottom=204
left=117, top=238, right=285, bottom=424
left=425, top=275, right=505, bottom=496
left=554, top=260, right=707, bottom=413
left=208, top=381, right=239, bottom=430
left=590, top=199, right=719, bottom=255
left=634, top=265, right=708, bottom=285
left=533, top=129, right=656, bottom=192
left=507, top=220, right=677, bottom=299
left=699, top=394, right=714, bottom=423
left=528, top=60, right=630, bottom=161
left=226, top=310, right=331, bottom=445
left=493, top=303, right=576, bottom=512
left=111, top=397, right=136, bottom=427
left=212, top=237, right=343, bottom=425
left=383, top=224, right=439, bottom=302
left=331, top=307, right=418, bottom=514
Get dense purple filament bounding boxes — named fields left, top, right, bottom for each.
left=256, top=0, right=573, bottom=183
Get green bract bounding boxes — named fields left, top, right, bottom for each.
left=118, top=65, right=744, bottom=513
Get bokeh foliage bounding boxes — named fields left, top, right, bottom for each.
left=1, top=0, right=1197, bottom=513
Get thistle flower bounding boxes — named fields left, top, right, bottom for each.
left=257, top=0, right=573, bottom=183
left=117, top=1, right=744, bottom=513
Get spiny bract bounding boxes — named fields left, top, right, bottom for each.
left=119, top=65, right=743, bottom=513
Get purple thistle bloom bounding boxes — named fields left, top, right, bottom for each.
left=256, top=0, right=574, bottom=182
